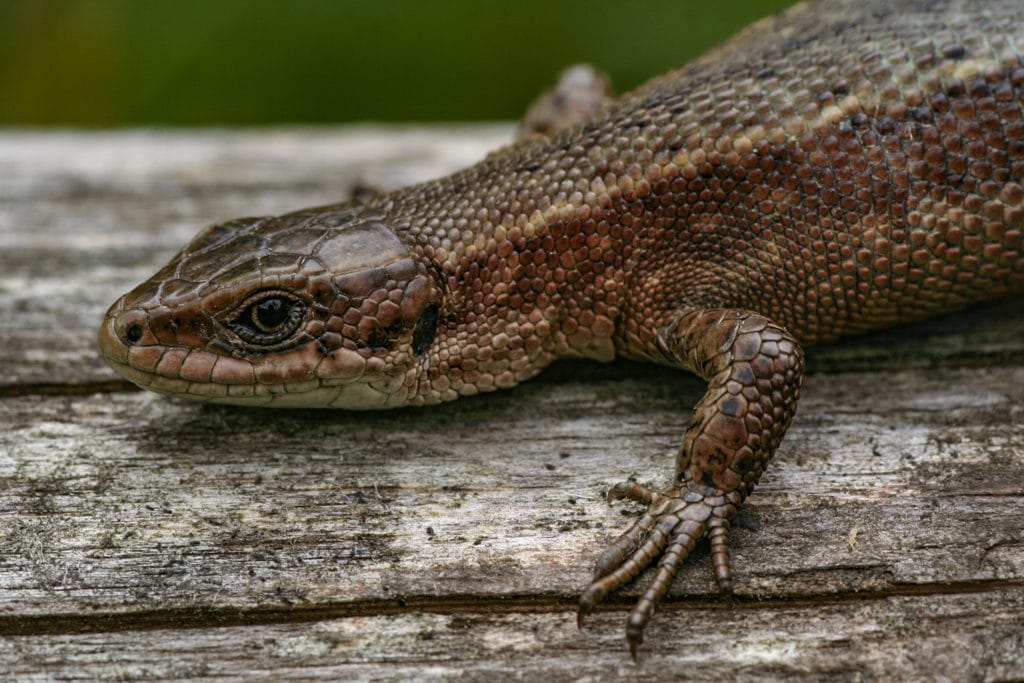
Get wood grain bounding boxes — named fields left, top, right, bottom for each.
left=1, top=128, right=1022, bottom=680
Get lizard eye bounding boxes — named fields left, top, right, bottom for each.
left=229, top=291, right=305, bottom=345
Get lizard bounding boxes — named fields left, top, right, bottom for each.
left=97, top=0, right=1024, bottom=659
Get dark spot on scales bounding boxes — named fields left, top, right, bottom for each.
left=366, top=331, right=390, bottom=351
left=910, top=107, right=933, bottom=121
left=720, top=396, right=743, bottom=417
left=848, top=113, right=869, bottom=128
left=413, top=304, right=440, bottom=356
left=940, top=43, right=967, bottom=59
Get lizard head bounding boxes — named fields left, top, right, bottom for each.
left=97, top=203, right=448, bottom=409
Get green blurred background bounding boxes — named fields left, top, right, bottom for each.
left=0, top=0, right=795, bottom=127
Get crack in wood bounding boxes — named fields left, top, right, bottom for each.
left=2, top=579, right=1020, bottom=637
left=0, top=380, right=139, bottom=398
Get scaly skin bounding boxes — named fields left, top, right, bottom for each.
left=98, top=0, right=1024, bottom=658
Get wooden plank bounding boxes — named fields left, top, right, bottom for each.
left=2, top=362, right=1021, bottom=613
left=1, top=128, right=1022, bottom=679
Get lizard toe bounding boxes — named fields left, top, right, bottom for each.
left=579, top=483, right=740, bottom=656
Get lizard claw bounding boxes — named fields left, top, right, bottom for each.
left=606, top=479, right=657, bottom=505
left=627, top=626, right=642, bottom=662
left=578, top=479, right=738, bottom=656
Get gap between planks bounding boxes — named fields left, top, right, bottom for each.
left=2, top=578, right=1020, bottom=637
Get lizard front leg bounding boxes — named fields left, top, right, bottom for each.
left=578, top=308, right=804, bottom=658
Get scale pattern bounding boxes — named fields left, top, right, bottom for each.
left=99, top=0, right=1024, bottom=657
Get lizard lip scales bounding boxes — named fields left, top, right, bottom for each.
left=98, top=311, right=402, bottom=409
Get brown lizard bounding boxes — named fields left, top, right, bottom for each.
left=97, top=0, right=1024, bottom=658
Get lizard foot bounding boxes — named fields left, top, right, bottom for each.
left=577, top=479, right=737, bottom=660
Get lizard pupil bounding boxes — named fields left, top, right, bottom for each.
left=227, top=291, right=305, bottom=345
left=252, top=297, right=289, bottom=332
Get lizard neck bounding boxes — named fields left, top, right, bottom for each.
left=370, top=139, right=631, bottom=367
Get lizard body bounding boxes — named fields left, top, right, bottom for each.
left=98, top=0, right=1024, bottom=656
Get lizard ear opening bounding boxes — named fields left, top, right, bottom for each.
left=412, top=304, right=440, bottom=356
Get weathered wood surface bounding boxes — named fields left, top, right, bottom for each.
left=0, top=129, right=1022, bottom=681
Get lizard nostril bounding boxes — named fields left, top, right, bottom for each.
left=114, top=310, right=148, bottom=346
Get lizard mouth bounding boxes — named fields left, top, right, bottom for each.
left=97, top=301, right=405, bottom=409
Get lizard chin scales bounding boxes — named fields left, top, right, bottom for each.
left=204, top=379, right=395, bottom=409
left=256, top=382, right=391, bottom=409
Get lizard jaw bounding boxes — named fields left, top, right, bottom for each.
left=98, top=313, right=410, bottom=409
